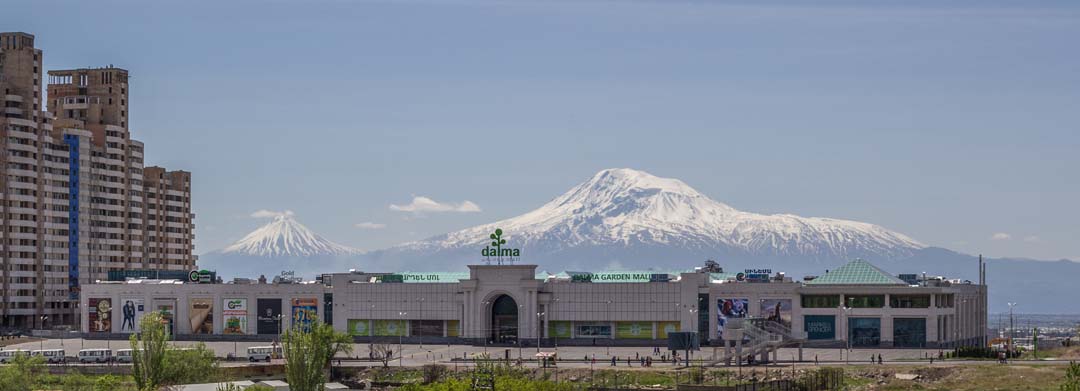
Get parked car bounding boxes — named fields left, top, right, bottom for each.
left=0, top=349, right=30, bottom=363
left=31, top=349, right=66, bottom=364
left=77, top=349, right=113, bottom=363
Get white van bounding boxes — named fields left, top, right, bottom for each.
left=78, top=349, right=113, bottom=363
left=115, top=348, right=140, bottom=363
left=31, top=349, right=66, bottom=364
left=246, top=346, right=282, bottom=362
left=0, top=349, right=30, bottom=363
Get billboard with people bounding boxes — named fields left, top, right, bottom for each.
left=759, top=299, right=793, bottom=327
left=119, top=297, right=145, bottom=333
left=716, top=298, right=748, bottom=340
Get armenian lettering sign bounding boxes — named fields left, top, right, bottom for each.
left=376, top=273, right=469, bottom=283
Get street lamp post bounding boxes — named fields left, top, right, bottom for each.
left=398, top=311, right=407, bottom=367
left=842, top=305, right=852, bottom=365
left=417, top=298, right=424, bottom=349
left=536, top=311, right=545, bottom=353
left=1007, top=302, right=1017, bottom=354
left=40, top=315, right=48, bottom=351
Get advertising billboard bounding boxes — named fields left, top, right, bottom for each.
left=88, top=298, right=112, bottom=333
left=447, top=320, right=460, bottom=337
left=119, top=297, right=146, bottom=333
left=615, top=321, right=653, bottom=339
left=153, top=299, right=176, bottom=335
left=291, top=298, right=318, bottom=332
left=374, top=319, right=407, bottom=336
left=256, top=299, right=283, bottom=335
left=189, top=298, right=214, bottom=334
left=222, top=298, right=248, bottom=335
left=657, top=321, right=680, bottom=339
left=759, top=299, right=792, bottom=327
left=548, top=321, right=571, bottom=339
left=716, top=298, right=749, bottom=340
left=347, top=319, right=371, bottom=336
left=804, top=315, right=836, bottom=340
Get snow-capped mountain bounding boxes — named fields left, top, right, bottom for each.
left=200, top=214, right=360, bottom=280
left=370, top=168, right=925, bottom=271
left=221, top=214, right=360, bottom=257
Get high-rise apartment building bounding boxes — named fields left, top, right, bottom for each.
left=0, top=32, right=195, bottom=328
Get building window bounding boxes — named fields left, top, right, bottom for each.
left=845, top=295, right=885, bottom=308
left=890, top=295, right=930, bottom=308
left=801, top=295, right=840, bottom=308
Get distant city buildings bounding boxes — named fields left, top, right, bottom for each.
left=0, top=32, right=195, bottom=328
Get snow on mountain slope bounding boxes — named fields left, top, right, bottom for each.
left=221, top=214, right=360, bottom=257
left=388, top=168, right=924, bottom=262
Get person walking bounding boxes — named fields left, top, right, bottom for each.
left=611, top=356, right=617, bottom=366
left=877, top=354, right=882, bottom=365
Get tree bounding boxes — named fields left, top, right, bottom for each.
left=131, top=312, right=218, bottom=390
left=281, top=321, right=354, bottom=391
left=0, top=355, right=45, bottom=391
left=131, top=312, right=171, bottom=391
left=371, top=343, right=395, bottom=368
left=1063, top=361, right=1080, bottom=391
left=163, top=344, right=220, bottom=385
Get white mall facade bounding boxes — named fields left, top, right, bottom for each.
left=79, top=260, right=988, bottom=349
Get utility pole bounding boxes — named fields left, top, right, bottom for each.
left=1007, top=302, right=1017, bottom=354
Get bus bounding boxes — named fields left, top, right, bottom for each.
left=115, top=348, right=142, bottom=363
left=31, top=349, right=66, bottom=364
left=0, top=349, right=30, bottom=363
left=78, top=349, right=113, bottom=363
left=246, top=346, right=282, bottom=362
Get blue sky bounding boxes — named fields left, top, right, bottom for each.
left=5, top=0, right=1078, bottom=261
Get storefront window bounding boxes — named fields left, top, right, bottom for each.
left=804, top=315, right=836, bottom=340
left=801, top=295, right=840, bottom=308
left=893, top=318, right=927, bottom=348
left=845, top=295, right=885, bottom=308
left=575, top=323, right=612, bottom=338
left=890, top=295, right=930, bottom=308
left=848, top=317, right=881, bottom=347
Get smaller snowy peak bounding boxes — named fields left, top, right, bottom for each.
left=221, top=214, right=360, bottom=257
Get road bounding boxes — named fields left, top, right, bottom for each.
left=4, top=338, right=1072, bottom=369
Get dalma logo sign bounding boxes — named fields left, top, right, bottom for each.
left=481, top=228, right=520, bottom=264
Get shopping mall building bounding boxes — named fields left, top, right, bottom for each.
left=79, top=259, right=987, bottom=349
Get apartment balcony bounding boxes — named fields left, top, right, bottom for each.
left=3, top=107, right=24, bottom=116
left=4, top=94, right=24, bottom=103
